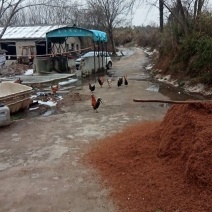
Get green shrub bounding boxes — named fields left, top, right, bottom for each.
left=177, top=34, right=212, bottom=77
left=179, top=33, right=200, bottom=63
left=200, top=71, right=212, bottom=85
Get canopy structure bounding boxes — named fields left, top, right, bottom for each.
left=46, top=26, right=108, bottom=43
left=45, top=26, right=109, bottom=73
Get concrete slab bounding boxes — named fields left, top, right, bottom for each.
left=0, top=73, right=76, bottom=85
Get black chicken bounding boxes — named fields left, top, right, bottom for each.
left=117, top=77, right=123, bottom=87
left=89, top=83, right=95, bottom=92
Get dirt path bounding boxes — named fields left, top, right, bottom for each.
left=0, top=48, right=169, bottom=211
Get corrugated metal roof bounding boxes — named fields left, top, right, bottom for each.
left=0, top=25, right=67, bottom=40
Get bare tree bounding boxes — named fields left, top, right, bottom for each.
left=0, top=0, right=82, bottom=38
left=86, top=0, right=135, bottom=54
left=0, top=0, right=53, bottom=38
left=0, top=0, right=23, bottom=38
left=162, top=0, right=207, bottom=36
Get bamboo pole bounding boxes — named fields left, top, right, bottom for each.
left=133, top=99, right=212, bottom=104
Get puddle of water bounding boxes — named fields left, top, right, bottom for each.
left=144, top=81, right=209, bottom=102
left=128, top=75, right=150, bottom=81
left=159, top=103, right=170, bottom=108
left=146, top=84, right=159, bottom=92
left=42, top=109, right=55, bottom=117
left=59, top=78, right=78, bottom=86
left=158, top=83, right=207, bottom=101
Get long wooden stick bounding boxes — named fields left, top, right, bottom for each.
left=133, top=99, right=212, bottom=104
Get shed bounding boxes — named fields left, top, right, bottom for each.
left=0, top=25, right=81, bottom=63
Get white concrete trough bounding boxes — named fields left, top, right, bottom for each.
left=0, top=82, right=32, bottom=113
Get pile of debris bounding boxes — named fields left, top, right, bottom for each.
left=85, top=102, right=212, bottom=211
left=56, top=92, right=90, bottom=109
left=0, top=63, right=29, bottom=76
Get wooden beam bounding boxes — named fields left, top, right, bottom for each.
left=133, top=99, right=212, bottom=104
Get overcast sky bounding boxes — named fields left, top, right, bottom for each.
left=132, top=4, right=159, bottom=26
left=131, top=1, right=212, bottom=26
left=80, top=0, right=159, bottom=27
left=79, top=0, right=212, bottom=27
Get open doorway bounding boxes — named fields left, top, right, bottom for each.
left=1, top=42, right=17, bottom=60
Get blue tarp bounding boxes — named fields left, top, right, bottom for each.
left=46, top=26, right=108, bottom=43
left=89, top=29, right=107, bottom=42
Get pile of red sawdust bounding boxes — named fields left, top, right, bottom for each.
left=158, top=103, right=212, bottom=188
left=84, top=102, right=212, bottom=212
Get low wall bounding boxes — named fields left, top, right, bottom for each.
left=81, top=57, right=106, bottom=77
left=36, top=56, right=69, bottom=73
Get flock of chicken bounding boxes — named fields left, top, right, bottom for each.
left=89, top=75, right=128, bottom=112
left=13, top=75, right=128, bottom=113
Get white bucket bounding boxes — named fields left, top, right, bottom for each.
left=0, top=104, right=10, bottom=127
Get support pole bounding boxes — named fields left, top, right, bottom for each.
left=93, top=41, right=96, bottom=82
left=98, top=41, right=100, bottom=70
left=46, top=38, right=48, bottom=55
left=101, top=41, right=104, bottom=72
left=105, top=42, right=108, bottom=70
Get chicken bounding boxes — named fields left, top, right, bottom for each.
left=91, top=94, right=96, bottom=108
left=89, top=83, right=95, bottom=92
left=51, top=84, right=59, bottom=94
left=117, top=77, right=123, bottom=87
left=107, top=78, right=112, bottom=88
left=97, top=76, right=104, bottom=87
left=91, top=94, right=103, bottom=113
left=123, top=75, right=128, bottom=86
left=14, top=77, right=23, bottom=84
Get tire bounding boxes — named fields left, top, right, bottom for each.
left=107, top=61, right=112, bottom=69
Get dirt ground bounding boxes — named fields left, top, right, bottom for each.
left=0, top=48, right=169, bottom=211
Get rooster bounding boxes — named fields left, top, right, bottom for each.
left=117, top=77, right=123, bottom=87
left=89, top=83, right=95, bottom=92
left=107, top=78, right=112, bottom=88
left=123, top=75, right=128, bottom=86
left=51, top=84, right=59, bottom=94
left=97, top=76, right=104, bottom=88
left=91, top=94, right=96, bottom=108
left=91, top=94, right=103, bottom=113
left=14, top=77, right=23, bottom=84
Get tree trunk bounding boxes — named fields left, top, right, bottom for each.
left=163, top=0, right=188, bottom=36
left=194, top=0, right=205, bottom=29
left=177, top=0, right=189, bottom=36
left=108, top=28, right=116, bottom=55
left=159, top=0, right=164, bottom=32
